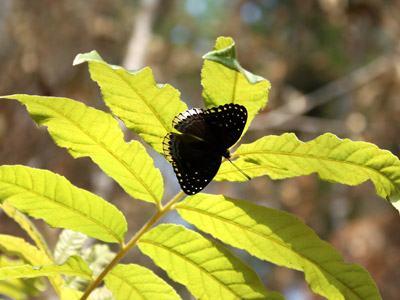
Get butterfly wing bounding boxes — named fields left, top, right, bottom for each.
left=202, top=104, right=248, bottom=150
left=172, top=108, right=206, bottom=140
left=164, top=104, right=248, bottom=195
left=173, top=104, right=247, bottom=152
left=163, top=132, right=221, bottom=195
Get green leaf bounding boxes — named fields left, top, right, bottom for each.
left=0, top=94, right=162, bottom=204
left=203, top=37, right=266, bottom=85
left=0, top=235, right=53, bottom=267
left=0, top=256, right=46, bottom=295
left=104, top=264, right=181, bottom=300
left=0, top=256, right=25, bottom=268
left=138, top=224, right=283, bottom=300
left=202, top=37, right=270, bottom=132
left=216, top=133, right=400, bottom=210
left=176, top=194, right=382, bottom=300
left=0, top=234, right=64, bottom=295
left=0, top=202, right=52, bottom=259
left=0, top=255, right=92, bottom=280
left=60, top=287, right=84, bottom=300
left=0, top=165, right=127, bottom=244
left=0, top=280, right=27, bottom=300
left=74, top=51, right=187, bottom=154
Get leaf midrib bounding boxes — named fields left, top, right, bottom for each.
left=107, top=271, right=146, bottom=300
left=1, top=177, right=122, bottom=245
left=95, top=62, right=170, bottom=133
left=140, top=239, right=246, bottom=300
left=28, top=98, right=160, bottom=204
left=236, top=150, right=399, bottom=195
left=0, top=264, right=92, bottom=280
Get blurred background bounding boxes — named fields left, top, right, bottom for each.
left=1, top=0, right=400, bottom=299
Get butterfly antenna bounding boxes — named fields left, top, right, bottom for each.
left=227, top=158, right=251, bottom=180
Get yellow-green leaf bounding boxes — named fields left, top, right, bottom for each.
left=0, top=280, right=27, bottom=300
left=60, top=287, right=84, bottom=300
left=176, top=194, right=382, bottom=300
left=0, top=235, right=53, bottom=267
left=0, top=256, right=45, bottom=299
left=138, top=224, right=283, bottom=300
left=0, top=234, right=64, bottom=295
left=216, top=133, right=400, bottom=210
left=74, top=50, right=187, bottom=154
left=202, top=37, right=270, bottom=132
left=0, top=256, right=25, bottom=268
left=0, top=94, right=162, bottom=204
left=0, top=202, right=52, bottom=259
left=0, top=255, right=92, bottom=280
left=104, top=264, right=181, bottom=300
left=0, top=165, right=127, bottom=244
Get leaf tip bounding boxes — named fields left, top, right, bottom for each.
left=72, top=50, right=103, bottom=66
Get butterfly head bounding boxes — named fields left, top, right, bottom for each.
left=223, top=150, right=231, bottom=159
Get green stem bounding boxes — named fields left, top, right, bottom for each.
left=80, top=191, right=185, bottom=300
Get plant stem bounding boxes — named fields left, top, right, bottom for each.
left=80, top=190, right=185, bottom=300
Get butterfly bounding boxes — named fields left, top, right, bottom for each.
left=163, top=103, right=248, bottom=195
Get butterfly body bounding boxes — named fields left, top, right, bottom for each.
left=163, top=104, right=247, bottom=195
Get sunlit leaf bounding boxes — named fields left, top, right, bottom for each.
left=74, top=50, right=187, bottom=154
left=216, top=133, right=400, bottom=210
left=138, top=224, right=283, bottom=300
left=104, top=264, right=181, bottom=300
left=0, top=235, right=52, bottom=268
left=0, top=280, right=27, bottom=300
left=0, top=165, right=127, bottom=244
left=177, top=194, right=382, bottom=300
left=0, top=255, right=92, bottom=280
left=0, top=256, right=45, bottom=299
left=0, top=202, right=52, bottom=258
left=0, top=94, right=163, bottom=204
left=202, top=37, right=270, bottom=132
left=0, top=234, right=64, bottom=295
left=60, top=287, right=84, bottom=300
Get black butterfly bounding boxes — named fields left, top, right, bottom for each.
left=163, top=103, right=248, bottom=195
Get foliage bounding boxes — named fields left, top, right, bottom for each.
left=0, top=37, right=397, bottom=299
